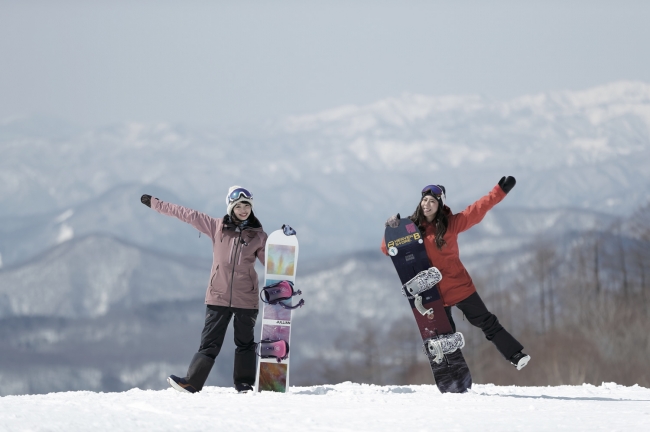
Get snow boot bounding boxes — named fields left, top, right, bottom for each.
left=235, top=382, right=254, bottom=393
left=168, top=353, right=214, bottom=393
left=167, top=375, right=198, bottom=394
left=510, top=351, right=531, bottom=370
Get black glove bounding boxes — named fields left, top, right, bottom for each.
left=141, top=194, right=152, bottom=208
left=498, top=176, right=516, bottom=194
left=385, top=213, right=400, bottom=228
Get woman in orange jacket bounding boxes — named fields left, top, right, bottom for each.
left=382, top=176, right=530, bottom=370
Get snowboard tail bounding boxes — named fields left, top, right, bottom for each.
left=429, top=350, right=472, bottom=393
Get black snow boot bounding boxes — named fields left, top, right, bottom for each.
left=510, top=351, right=531, bottom=370
left=235, top=382, right=254, bottom=393
left=167, top=375, right=198, bottom=394
left=168, top=353, right=214, bottom=393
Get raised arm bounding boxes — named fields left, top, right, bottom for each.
left=448, top=176, right=515, bottom=234
left=142, top=194, right=218, bottom=238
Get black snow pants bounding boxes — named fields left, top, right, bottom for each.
left=185, top=305, right=258, bottom=391
left=445, top=291, right=523, bottom=360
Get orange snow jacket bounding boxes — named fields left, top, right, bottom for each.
left=381, top=185, right=506, bottom=306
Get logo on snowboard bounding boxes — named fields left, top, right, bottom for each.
left=387, top=232, right=421, bottom=249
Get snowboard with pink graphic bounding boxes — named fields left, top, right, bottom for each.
left=255, top=227, right=302, bottom=392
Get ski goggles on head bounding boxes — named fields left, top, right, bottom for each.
left=421, top=185, right=444, bottom=197
left=228, top=187, right=253, bottom=203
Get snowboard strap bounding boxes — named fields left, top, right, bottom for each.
left=260, top=280, right=305, bottom=310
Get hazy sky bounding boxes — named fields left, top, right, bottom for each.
left=1, top=0, right=649, bottom=129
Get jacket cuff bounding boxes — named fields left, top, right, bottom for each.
left=493, top=184, right=506, bottom=198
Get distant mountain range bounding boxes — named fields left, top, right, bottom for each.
left=1, top=81, right=649, bottom=394
left=1, top=81, right=648, bottom=263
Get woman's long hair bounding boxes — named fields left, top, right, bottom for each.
left=229, top=209, right=262, bottom=228
left=409, top=200, right=448, bottom=250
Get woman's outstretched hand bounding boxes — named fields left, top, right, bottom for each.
left=498, top=176, right=516, bottom=194
left=385, top=213, right=401, bottom=228
left=141, top=194, right=152, bottom=208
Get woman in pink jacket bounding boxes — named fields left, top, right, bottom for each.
left=141, top=186, right=267, bottom=393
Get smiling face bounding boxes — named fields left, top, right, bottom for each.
left=232, top=202, right=252, bottom=221
left=420, top=195, right=439, bottom=222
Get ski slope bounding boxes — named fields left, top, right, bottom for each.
left=1, top=382, right=648, bottom=431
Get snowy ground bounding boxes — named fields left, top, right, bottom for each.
left=1, top=382, right=649, bottom=431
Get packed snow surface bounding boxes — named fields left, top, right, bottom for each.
left=1, top=382, right=648, bottom=431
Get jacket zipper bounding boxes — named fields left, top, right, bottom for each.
left=238, top=237, right=246, bottom=265
left=228, top=237, right=236, bottom=263
left=228, top=229, right=243, bottom=307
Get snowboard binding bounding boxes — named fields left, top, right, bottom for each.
left=256, top=339, right=290, bottom=363
left=422, top=332, right=465, bottom=364
left=282, top=224, right=297, bottom=236
left=402, top=267, right=442, bottom=298
left=260, top=280, right=305, bottom=310
left=402, top=267, right=442, bottom=317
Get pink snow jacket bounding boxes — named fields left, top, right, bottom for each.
left=151, top=198, right=267, bottom=309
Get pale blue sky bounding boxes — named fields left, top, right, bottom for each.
left=1, top=0, right=649, bottom=129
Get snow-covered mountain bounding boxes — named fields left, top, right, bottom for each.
left=0, top=184, right=212, bottom=268
left=0, top=235, right=212, bottom=319
left=0, top=179, right=616, bottom=268
left=1, top=81, right=648, bottom=262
